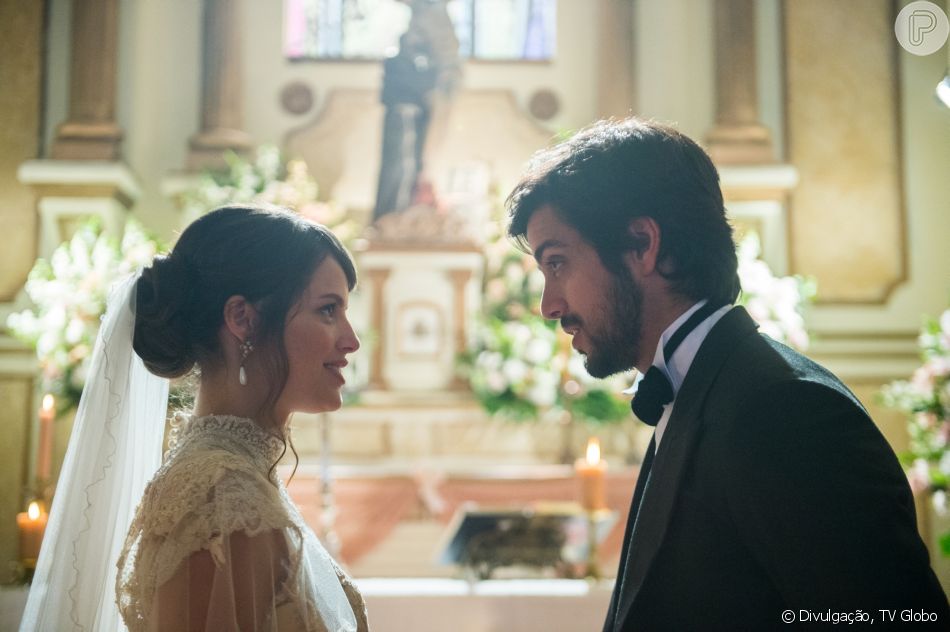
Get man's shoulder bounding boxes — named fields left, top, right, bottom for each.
left=704, top=328, right=863, bottom=419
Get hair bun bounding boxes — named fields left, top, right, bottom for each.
left=133, top=255, right=196, bottom=378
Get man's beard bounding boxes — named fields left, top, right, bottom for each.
left=573, top=268, right=643, bottom=378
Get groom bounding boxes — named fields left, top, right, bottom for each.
left=507, top=118, right=949, bottom=630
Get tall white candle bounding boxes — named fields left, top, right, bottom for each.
left=36, top=394, right=55, bottom=481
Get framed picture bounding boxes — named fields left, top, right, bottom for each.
left=396, top=301, right=444, bottom=358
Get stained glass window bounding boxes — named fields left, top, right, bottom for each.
left=284, top=0, right=556, bottom=61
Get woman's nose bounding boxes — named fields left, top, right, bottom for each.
left=339, top=319, right=360, bottom=353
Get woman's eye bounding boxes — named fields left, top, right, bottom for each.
left=319, top=304, right=337, bottom=318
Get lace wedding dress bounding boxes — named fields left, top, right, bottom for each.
left=116, top=414, right=368, bottom=631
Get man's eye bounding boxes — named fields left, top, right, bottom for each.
left=546, top=259, right=564, bottom=272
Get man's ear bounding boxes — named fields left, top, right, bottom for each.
left=623, top=216, right=662, bottom=276
left=222, top=296, right=260, bottom=341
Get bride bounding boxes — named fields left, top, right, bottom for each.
left=21, top=205, right=368, bottom=631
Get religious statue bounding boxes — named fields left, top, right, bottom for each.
left=372, top=0, right=462, bottom=222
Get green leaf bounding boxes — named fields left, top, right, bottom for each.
left=939, top=530, right=950, bottom=557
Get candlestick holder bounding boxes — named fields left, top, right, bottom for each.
left=584, top=509, right=602, bottom=580
left=317, top=413, right=341, bottom=559
left=558, top=409, right=577, bottom=464
left=11, top=560, right=35, bottom=585
left=33, top=477, right=53, bottom=510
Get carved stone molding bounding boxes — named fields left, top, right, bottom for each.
left=359, top=248, right=483, bottom=397
left=369, top=204, right=481, bottom=250
left=719, top=164, right=798, bottom=275
left=17, top=160, right=139, bottom=258
left=783, top=0, right=906, bottom=304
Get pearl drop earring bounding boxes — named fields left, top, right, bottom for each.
left=239, top=339, right=254, bottom=386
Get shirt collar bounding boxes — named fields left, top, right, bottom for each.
left=650, top=300, right=732, bottom=446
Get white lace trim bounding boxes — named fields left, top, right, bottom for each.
left=166, top=412, right=286, bottom=471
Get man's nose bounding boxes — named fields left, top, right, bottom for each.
left=540, top=287, right=566, bottom=320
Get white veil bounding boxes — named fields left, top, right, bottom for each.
left=20, top=272, right=169, bottom=632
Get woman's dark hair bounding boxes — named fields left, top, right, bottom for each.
left=507, top=118, right=740, bottom=306
left=133, top=204, right=357, bottom=416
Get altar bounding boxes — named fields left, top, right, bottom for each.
left=359, top=579, right=614, bottom=632
left=282, top=460, right=642, bottom=578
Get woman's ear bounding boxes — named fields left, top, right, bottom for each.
left=222, top=296, right=259, bottom=341
left=623, top=216, right=662, bottom=276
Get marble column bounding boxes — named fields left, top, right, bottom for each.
left=706, top=0, right=774, bottom=164
left=0, top=0, right=47, bottom=574
left=366, top=268, right=392, bottom=391
left=596, top=0, right=636, bottom=119
left=51, top=0, right=123, bottom=160
left=447, top=268, right=473, bottom=390
left=187, top=0, right=252, bottom=171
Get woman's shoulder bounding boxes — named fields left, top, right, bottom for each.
left=151, top=439, right=257, bottom=491
left=134, top=443, right=290, bottom=538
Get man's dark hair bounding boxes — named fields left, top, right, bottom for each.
left=507, top=118, right=740, bottom=306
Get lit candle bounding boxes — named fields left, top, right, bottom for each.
left=575, top=437, right=608, bottom=511
left=36, top=394, right=55, bottom=481
left=17, top=501, right=48, bottom=566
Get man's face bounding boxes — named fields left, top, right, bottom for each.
left=526, top=205, right=643, bottom=378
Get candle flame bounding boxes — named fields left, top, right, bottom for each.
left=586, top=437, right=601, bottom=465
left=28, top=502, right=40, bottom=520
left=42, top=394, right=54, bottom=413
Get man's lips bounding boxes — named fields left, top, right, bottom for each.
left=561, top=317, right=581, bottom=337
left=562, top=324, right=586, bottom=354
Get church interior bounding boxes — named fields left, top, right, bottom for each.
left=1, top=0, right=948, bottom=629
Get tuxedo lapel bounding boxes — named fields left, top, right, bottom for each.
left=613, top=307, right=759, bottom=629
left=606, top=434, right=656, bottom=630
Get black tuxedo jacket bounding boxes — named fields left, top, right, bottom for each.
left=603, top=307, right=948, bottom=631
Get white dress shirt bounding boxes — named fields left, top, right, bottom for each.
left=643, top=300, right=733, bottom=447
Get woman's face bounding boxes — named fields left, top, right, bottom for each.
left=275, top=257, right=359, bottom=417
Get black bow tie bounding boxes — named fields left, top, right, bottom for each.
left=631, top=302, right=724, bottom=426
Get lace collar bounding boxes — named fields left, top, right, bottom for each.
left=167, top=413, right=286, bottom=471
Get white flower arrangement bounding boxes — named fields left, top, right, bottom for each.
left=737, top=232, right=815, bottom=351
left=6, top=219, right=162, bottom=409
left=179, top=145, right=360, bottom=246
left=882, top=308, right=950, bottom=555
